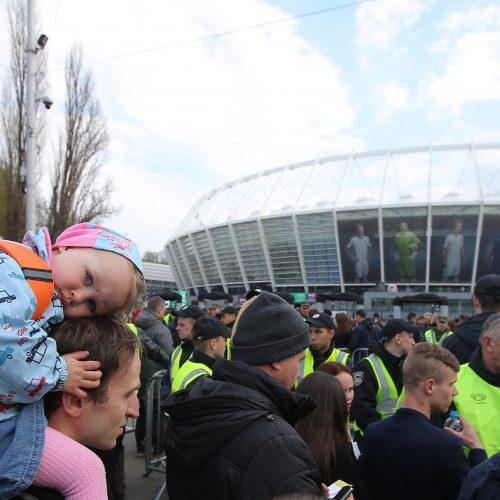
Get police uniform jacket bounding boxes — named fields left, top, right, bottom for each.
left=351, top=341, right=405, bottom=432
left=164, top=359, right=322, bottom=500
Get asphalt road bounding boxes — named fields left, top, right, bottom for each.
left=123, top=429, right=167, bottom=500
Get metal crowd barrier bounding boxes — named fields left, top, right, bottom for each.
left=144, top=370, right=168, bottom=478
left=349, top=347, right=369, bottom=367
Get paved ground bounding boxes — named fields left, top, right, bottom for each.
left=123, top=430, right=168, bottom=500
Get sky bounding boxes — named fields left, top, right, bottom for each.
left=0, top=0, right=499, bottom=254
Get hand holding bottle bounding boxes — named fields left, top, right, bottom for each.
left=444, top=415, right=483, bottom=450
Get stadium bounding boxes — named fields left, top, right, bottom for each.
left=165, top=143, right=500, bottom=312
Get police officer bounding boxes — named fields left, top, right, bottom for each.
left=297, top=312, right=349, bottom=384
left=351, top=319, right=417, bottom=444
left=453, top=313, right=500, bottom=457
left=168, top=305, right=204, bottom=389
left=171, top=316, right=230, bottom=393
left=424, top=315, right=452, bottom=345
left=220, top=305, right=238, bottom=329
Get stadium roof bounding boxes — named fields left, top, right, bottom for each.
left=170, top=143, right=500, bottom=240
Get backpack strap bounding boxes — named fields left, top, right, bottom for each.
left=0, top=240, right=54, bottom=320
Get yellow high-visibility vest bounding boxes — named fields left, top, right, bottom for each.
left=454, top=363, right=500, bottom=457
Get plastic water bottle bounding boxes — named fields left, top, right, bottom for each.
left=444, top=410, right=463, bottom=432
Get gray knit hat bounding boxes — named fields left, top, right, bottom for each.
left=231, top=291, right=310, bottom=365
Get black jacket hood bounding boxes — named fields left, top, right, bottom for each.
left=164, top=360, right=316, bottom=471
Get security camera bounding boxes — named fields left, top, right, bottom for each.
left=37, top=34, right=48, bottom=50
left=41, top=96, right=53, bottom=110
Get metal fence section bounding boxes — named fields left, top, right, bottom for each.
left=144, top=370, right=168, bottom=478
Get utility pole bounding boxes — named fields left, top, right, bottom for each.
left=25, top=1, right=49, bottom=232
left=25, top=0, right=36, bottom=233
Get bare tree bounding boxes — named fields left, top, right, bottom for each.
left=143, top=250, right=169, bottom=264
left=0, top=1, right=46, bottom=240
left=46, top=44, right=116, bottom=238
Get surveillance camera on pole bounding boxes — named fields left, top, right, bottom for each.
left=36, top=34, right=48, bottom=51
left=35, top=95, right=54, bottom=111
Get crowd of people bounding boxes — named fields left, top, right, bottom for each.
left=1, top=221, right=500, bottom=499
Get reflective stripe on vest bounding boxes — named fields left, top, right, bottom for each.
left=438, top=331, right=453, bottom=346
left=169, top=345, right=183, bottom=384
left=424, top=329, right=437, bottom=344
left=297, top=347, right=350, bottom=383
left=366, top=353, right=399, bottom=418
left=454, top=363, right=500, bottom=458
left=0, top=240, right=54, bottom=320
left=353, top=353, right=400, bottom=436
left=171, top=359, right=212, bottom=393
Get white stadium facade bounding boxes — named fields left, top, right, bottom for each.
left=165, top=143, right=500, bottom=312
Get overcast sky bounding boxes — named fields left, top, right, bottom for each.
left=1, top=0, right=499, bottom=254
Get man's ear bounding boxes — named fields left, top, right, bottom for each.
left=269, top=360, right=281, bottom=373
left=424, top=378, right=434, bottom=395
left=483, top=335, right=494, bottom=352
left=329, top=328, right=335, bottom=339
left=210, top=338, right=217, bottom=352
left=61, top=392, right=85, bottom=418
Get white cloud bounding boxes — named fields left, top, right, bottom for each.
left=423, top=31, right=500, bottom=116
left=421, top=4, right=500, bottom=117
left=375, top=81, right=410, bottom=123
left=355, top=0, right=433, bottom=50
left=440, top=5, right=500, bottom=33
left=0, top=0, right=358, bottom=251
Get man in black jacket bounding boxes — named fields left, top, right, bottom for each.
left=359, top=343, right=486, bottom=500
left=164, top=291, right=323, bottom=500
left=442, top=274, right=500, bottom=363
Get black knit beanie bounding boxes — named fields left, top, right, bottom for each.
left=231, top=291, right=310, bottom=365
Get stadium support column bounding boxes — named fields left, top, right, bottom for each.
left=257, top=219, right=276, bottom=291
left=228, top=223, right=249, bottom=292
left=470, top=142, right=484, bottom=292
left=165, top=245, right=184, bottom=290
left=188, top=234, right=211, bottom=292
left=378, top=150, right=392, bottom=285
left=292, top=214, right=308, bottom=293
left=205, top=228, right=228, bottom=294
left=332, top=209, right=344, bottom=292
left=176, top=239, right=198, bottom=295
left=425, top=144, right=433, bottom=292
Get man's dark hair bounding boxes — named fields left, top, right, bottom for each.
left=355, top=309, right=366, bottom=319
left=477, top=294, right=500, bottom=312
left=45, top=317, right=139, bottom=417
left=407, top=312, right=416, bottom=321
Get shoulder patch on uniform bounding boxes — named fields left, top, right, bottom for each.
left=353, top=371, right=364, bottom=386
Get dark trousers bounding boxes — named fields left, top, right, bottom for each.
left=135, top=399, right=165, bottom=453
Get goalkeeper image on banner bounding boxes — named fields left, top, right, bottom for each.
left=393, top=221, right=423, bottom=282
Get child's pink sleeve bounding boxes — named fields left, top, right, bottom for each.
left=33, top=426, right=107, bottom=499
